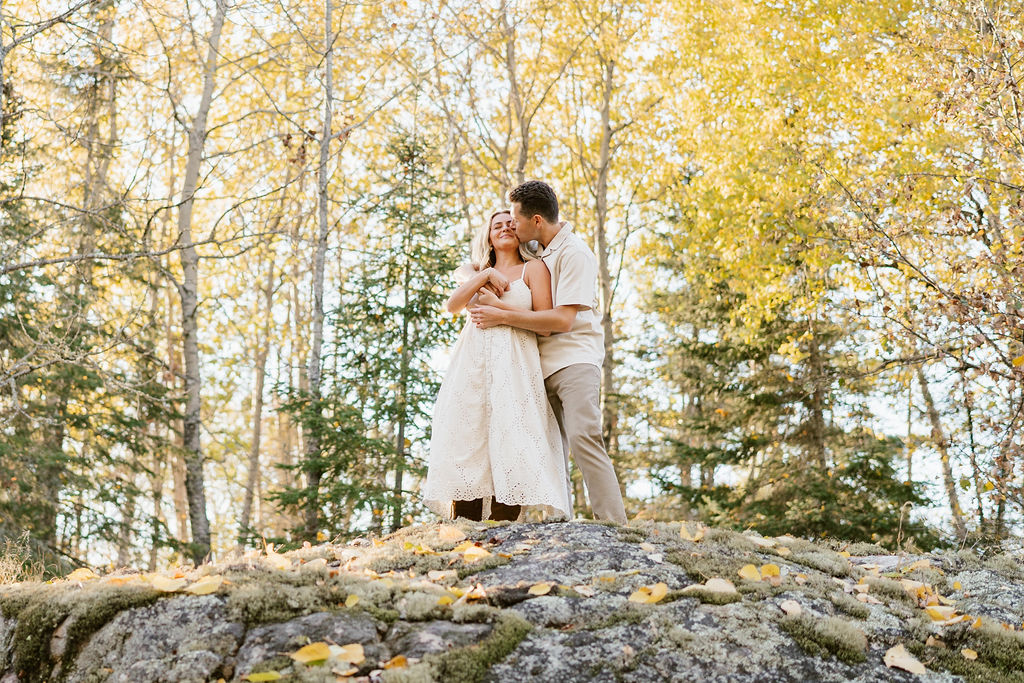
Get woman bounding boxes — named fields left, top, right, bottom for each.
left=422, top=210, right=571, bottom=521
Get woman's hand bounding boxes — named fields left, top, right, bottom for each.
left=484, top=268, right=510, bottom=297
left=476, top=287, right=502, bottom=307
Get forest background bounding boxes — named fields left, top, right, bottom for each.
left=2, top=0, right=1022, bottom=573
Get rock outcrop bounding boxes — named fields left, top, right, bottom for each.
left=2, top=520, right=1023, bottom=682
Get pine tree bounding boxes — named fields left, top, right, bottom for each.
left=274, top=133, right=463, bottom=540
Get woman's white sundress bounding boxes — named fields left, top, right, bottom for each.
left=422, top=267, right=571, bottom=520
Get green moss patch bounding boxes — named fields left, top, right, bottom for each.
left=779, top=614, right=867, bottom=665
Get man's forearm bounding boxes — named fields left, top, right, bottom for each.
left=496, top=307, right=572, bottom=335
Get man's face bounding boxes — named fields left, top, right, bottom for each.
left=510, top=202, right=537, bottom=243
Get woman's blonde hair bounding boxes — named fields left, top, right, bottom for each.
left=470, top=210, right=537, bottom=269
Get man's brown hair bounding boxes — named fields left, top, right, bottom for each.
left=508, top=180, right=559, bottom=223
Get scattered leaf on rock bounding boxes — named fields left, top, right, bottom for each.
left=264, top=544, right=291, bottom=571
left=884, top=644, right=926, bottom=675
left=244, top=672, right=282, bottom=682
left=185, top=574, right=224, bottom=595
left=345, top=594, right=360, bottom=607
left=150, top=575, right=187, bottom=592
left=680, top=524, right=705, bottom=542
left=330, top=643, right=365, bottom=665
left=962, top=648, right=978, bottom=660
left=745, top=535, right=776, bottom=548
left=779, top=599, right=802, bottom=616
left=528, top=582, right=554, bottom=596
left=383, top=655, right=408, bottom=669
left=573, top=585, right=597, bottom=597
left=760, top=564, right=780, bottom=578
left=290, top=642, right=331, bottom=665
left=738, top=564, right=761, bottom=581
left=437, top=594, right=454, bottom=606
left=629, top=582, right=669, bottom=604
left=462, top=546, right=491, bottom=563
left=66, top=568, right=98, bottom=582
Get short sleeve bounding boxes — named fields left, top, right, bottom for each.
left=552, top=248, right=597, bottom=310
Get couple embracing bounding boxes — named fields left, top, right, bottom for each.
left=422, top=180, right=628, bottom=525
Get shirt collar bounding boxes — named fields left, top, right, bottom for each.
left=540, top=221, right=573, bottom=257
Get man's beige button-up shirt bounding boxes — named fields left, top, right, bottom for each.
left=536, top=222, right=605, bottom=379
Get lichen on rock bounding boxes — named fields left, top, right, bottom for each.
left=1, top=521, right=1023, bottom=682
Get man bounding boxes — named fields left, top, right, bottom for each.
left=470, top=180, right=628, bottom=524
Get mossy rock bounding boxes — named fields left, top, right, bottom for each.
left=779, top=613, right=867, bottom=665
left=8, top=582, right=161, bottom=683
left=907, top=620, right=1024, bottom=683
left=383, top=612, right=532, bottom=683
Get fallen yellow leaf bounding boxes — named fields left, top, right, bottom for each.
left=738, top=564, right=761, bottom=581
left=345, top=594, right=360, bottom=607
left=528, top=582, right=554, bottom=596
left=776, top=547, right=791, bottom=556
left=330, top=643, right=365, bottom=665
left=884, top=644, right=926, bottom=675
left=1012, top=354, right=1024, bottom=367
left=437, top=595, right=454, bottom=606
left=383, top=655, right=408, bottom=669
left=451, top=540, right=475, bottom=553
left=462, top=546, right=491, bottom=563
left=244, top=672, right=282, bottom=682
left=185, top=575, right=224, bottom=595
left=702, top=578, right=738, bottom=594
left=962, top=648, right=978, bottom=660
left=953, top=581, right=963, bottom=591
left=66, top=568, right=98, bottom=582
left=760, top=564, right=780, bottom=578
left=925, top=606, right=957, bottom=622
left=838, top=551, right=851, bottom=558
left=150, top=575, right=187, bottom=592
left=679, top=524, right=705, bottom=542
left=629, top=582, right=669, bottom=604
left=290, top=642, right=331, bottom=665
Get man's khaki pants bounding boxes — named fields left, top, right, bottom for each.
left=545, top=363, right=627, bottom=524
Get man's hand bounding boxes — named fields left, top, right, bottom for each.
left=469, top=304, right=505, bottom=329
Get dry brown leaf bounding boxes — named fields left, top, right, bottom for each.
left=925, top=636, right=945, bottom=648
left=573, top=585, right=597, bottom=597
left=884, top=644, right=926, bottom=675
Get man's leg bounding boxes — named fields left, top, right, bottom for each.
left=545, top=364, right=627, bottom=523
left=545, top=384, right=574, bottom=505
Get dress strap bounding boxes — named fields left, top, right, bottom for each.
left=520, top=263, right=527, bottom=280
